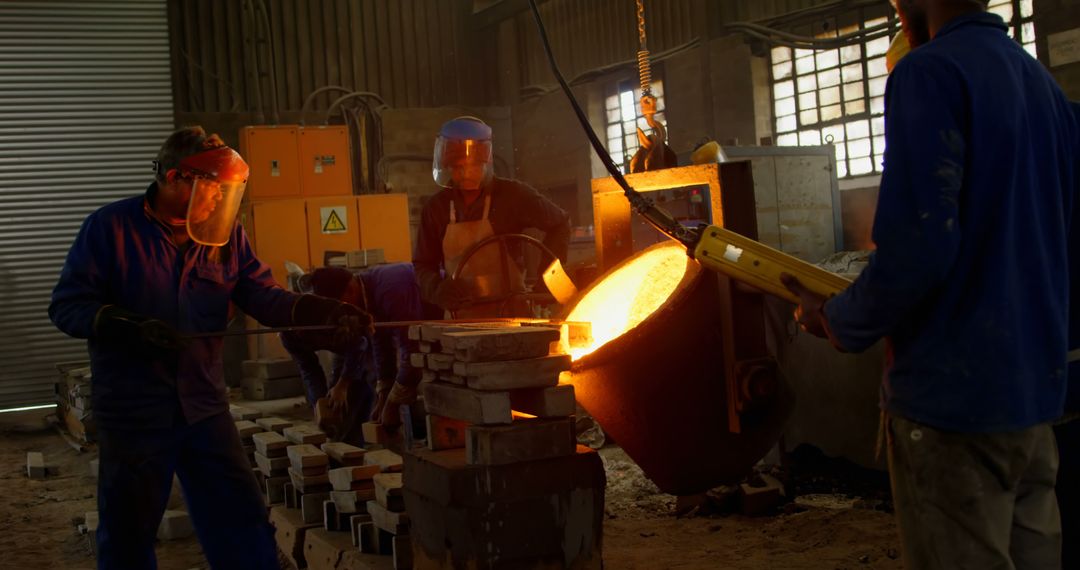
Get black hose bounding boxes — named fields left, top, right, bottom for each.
left=299, top=86, right=353, bottom=126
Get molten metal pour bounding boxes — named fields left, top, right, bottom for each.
left=565, top=243, right=691, bottom=360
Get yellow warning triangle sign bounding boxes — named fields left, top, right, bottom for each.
left=323, top=209, right=346, bottom=232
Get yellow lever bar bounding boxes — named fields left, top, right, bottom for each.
left=693, top=225, right=852, bottom=303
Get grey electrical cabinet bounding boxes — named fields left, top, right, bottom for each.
left=722, top=145, right=842, bottom=264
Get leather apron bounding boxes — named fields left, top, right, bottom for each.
left=442, top=194, right=526, bottom=318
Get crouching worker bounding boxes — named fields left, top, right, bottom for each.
left=282, top=264, right=422, bottom=443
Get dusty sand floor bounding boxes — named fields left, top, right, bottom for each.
left=0, top=400, right=901, bottom=569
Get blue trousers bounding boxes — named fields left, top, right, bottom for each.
left=95, top=410, right=278, bottom=569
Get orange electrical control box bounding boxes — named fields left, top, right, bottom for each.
left=252, top=198, right=309, bottom=284
left=298, top=126, right=353, bottom=197
left=306, top=196, right=361, bottom=267
left=240, top=126, right=302, bottom=200
left=357, top=193, right=413, bottom=262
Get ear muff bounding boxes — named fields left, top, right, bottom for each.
left=886, top=31, right=911, bottom=73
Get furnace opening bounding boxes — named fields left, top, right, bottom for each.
left=565, top=242, right=693, bottom=360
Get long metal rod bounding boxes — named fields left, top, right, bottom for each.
left=183, top=325, right=335, bottom=340
left=182, top=318, right=576, bottom=340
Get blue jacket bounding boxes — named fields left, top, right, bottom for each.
left=360, top=263, right=423, bottom=388
left=823, top=12, right=1079, bottom=432
left=49, top=185, right=300, bottom=430
left=1071, top=100, right=1080, bottom=414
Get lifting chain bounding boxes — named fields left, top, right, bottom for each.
left=635, top=0, right=652, bottom=97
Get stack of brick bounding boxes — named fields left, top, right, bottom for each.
left=229, top=404, right=263, bottom=421
left=287, top=444, right=332, bottom=514
left=413, top=325, right=577, bottom=455
left=340, top=449, right=404, bottom=567
left=234, top=419, right=264, bottom=468
left=269, top=424, right=332, bottom=569
left=79, top=511, right=99, bottom=557
left=310, top=448, right=407, bottom=569
left=283, top=426, right=332, bottom=521
left=253, top=430, right=291, bottom=505
left=326, top=247, right=386, bottom=269
left=405, top=324, right=605, bottom=569
left=361, top=471, right=412, bottom=569
left=269, top=432, right=403, bottom=570
left=157, top=510, right=194, bottom=541
left=256, top=416, right=294, bottom=434
left=241, top=358, right=305, bottom=401
left=321, top=442, right=373, bottom=529
left=26, top=452, right=47, bottom=479
left=55, top=362, right=95, bottom=442
left=361, top=420, right=403, bottom=450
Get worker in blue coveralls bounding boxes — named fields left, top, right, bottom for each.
left=782, top=1, right=1078, bottom=568
left=49, top=127, right=371, bottom=570
left=1058, top=99, right=1080, bottom=570
left=281, top=264, right=422, bottom=444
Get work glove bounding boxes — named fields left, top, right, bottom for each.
left=94, top=305, right=186, bottom=353
left=379, top=383, right=418, bottom=429
left=293, top=294, right=374, bottom=345
left=435, top=277, right=476, bottom=311
left=369, top=379, right=394, bottom=423
left=327, top=378, right=350, bottom=414
left=779, top=273, right=831, bottom=341
left=314, top=397, right=343, bottom=440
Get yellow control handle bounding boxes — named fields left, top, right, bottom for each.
left=692, top=225, right=851, bottom=303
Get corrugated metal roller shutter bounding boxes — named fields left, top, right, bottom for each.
left=0, top=0, right=174, bottom=409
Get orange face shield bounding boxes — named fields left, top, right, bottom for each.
left=178, top=145, right=249, bottom=246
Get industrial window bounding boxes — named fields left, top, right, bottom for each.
left=988, top=0, right=1038, bottom=57
left=770, top=14, right=896, bottom=178
left=605, top=79, right=666, bottom=174
left=771, top=1, right=1037, bottom=179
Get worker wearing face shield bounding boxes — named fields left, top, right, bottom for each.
left=414, top=117, right=571, bottom=318
left=782, top=1, right=1078, bottom=568
left=48, top=127, right=371, bottom=569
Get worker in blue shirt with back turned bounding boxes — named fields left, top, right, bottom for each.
left=782, top=1, right=1078, bottom=568
left=1058, top=98, right=1080, bottom=570
left=49, top=127, right=371, bottom=569
left=281, top=264, right=422, bottom=444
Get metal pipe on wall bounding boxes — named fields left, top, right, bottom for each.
left=241, top=0, right=265, bottom=124
left=254, top=0, right=280, bottom=124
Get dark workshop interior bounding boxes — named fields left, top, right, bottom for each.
left=1, top=1, right=1078, bottom=569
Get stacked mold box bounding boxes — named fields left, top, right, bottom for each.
left=405, top=324, right=605, bottom=569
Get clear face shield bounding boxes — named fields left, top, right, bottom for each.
left=432, top=136, right=493, bottom=190
left=185, top=177, right=246, bottom=247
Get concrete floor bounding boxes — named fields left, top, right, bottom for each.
left=0, top=397, right=902, bottom=569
